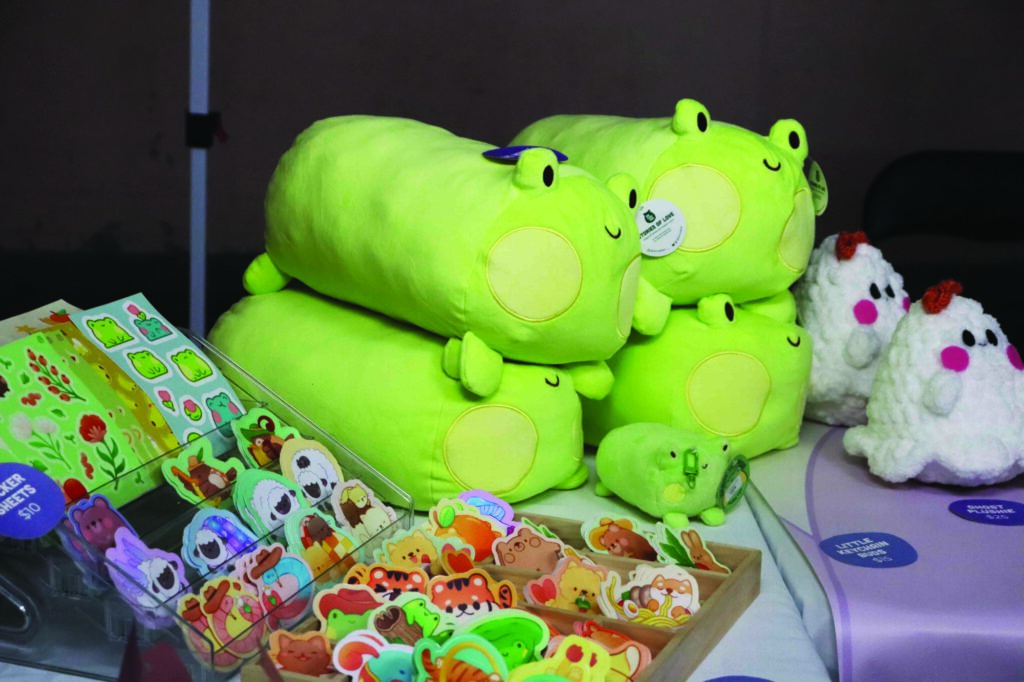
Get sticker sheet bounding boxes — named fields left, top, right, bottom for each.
left=70, top=293, right=244, bottom=442
left=0, top=300, right=80, bottom=345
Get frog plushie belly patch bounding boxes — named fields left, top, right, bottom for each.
left=209, top=288, right=587, bottom=510
left=246, top=116, right=670, bottom=398
left=794, top=232, right=909, bottom=426
left=511, top=98, right=821, bottom=305
left=844, top=281, right=1024, bottom=486
left=581, top=292, right=812, bottom=459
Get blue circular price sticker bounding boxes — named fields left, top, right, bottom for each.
left=482, top=145, right=569, bottom=163
left=949, top=499, right=1024, bottom=526
left=819, top=531, right=917, bottom=568
left=0, top=462, right=66, bottom=540
left=705, top=677, right=773, bottom=682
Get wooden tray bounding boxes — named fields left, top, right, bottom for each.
left=241, top=513, right=761, bottom=681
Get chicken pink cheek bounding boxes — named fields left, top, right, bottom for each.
left=1008, top=345, right=1024, bottom=371
left=941, top=346, right=970, bottom=372
left=902, top=296, right=911, bottom=312
left=853, top=299, right=878, bottom=325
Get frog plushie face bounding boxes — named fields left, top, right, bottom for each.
left=595, top=423, right=742, bottom=528
left=511, top=99, right=821, bottom=304
left=582, top=291, right=812, bottom=458
left=245, top=117, right=667, bottom=399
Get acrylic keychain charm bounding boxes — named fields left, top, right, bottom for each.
left=105, top=527, right=186, bottom=627
left=197, top=576, right=268, bottom=659
left=461, top=609, right=551, bottom=669
left=550, top=621, right=652, bottom=682
left=268, top=630, right=335, bottom=677
left=315, top=583, right=384, bottom=644
left=654, top=524, right=730, bottom=574
left=458, top=489, right=518, bottom=535
left=491, top=524, right=567, bottom=573
left=232, top=469, right=309, bottom=538
left=283, top=509, right=359, bottom=583
left=581, top=514, right=660, bottom=561
left=230, top=406, right=300, bottom=468
left=426, top=568, right=516, bottom=623
left=280, top=437, right=345, bottom=506
left=333, top=479, right=397, bottom=543
left=232, top=543, right=314, bottom=630
left=427, top=498, right=504, bottom=563
left=369, top=591, right=456, bottom=646
left=597, top=563, right=700, bottom=627
left=508, top=635, right=612, bottom=682
left=414, top=632, right=508, bottom=681
left=65, top=493, right=138, bottom=581
left=333, top=630, right=415, bottom=681
left=177, top=592, right=244, bottom=671
left=525, top=554, right=610, bottom=616
left=161, top=440, right=243, bottom=505
left=374, top=525, right=475, bottom=575
left=182, top=507, right=262, bottom=576
left=344, top=562, right=429, bottom=602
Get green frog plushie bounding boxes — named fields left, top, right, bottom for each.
left=511, top=99, right=823, bottom=305
left=209, top=287, right=588, bottom=511
left=244, top=116, right=671, bottom=399
left=582, top=291, right=812, bottom=458
left=595, top=423, right=750, bottom=528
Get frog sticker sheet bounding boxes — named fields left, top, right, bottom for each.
left=71, top=294, right=244, bottom=442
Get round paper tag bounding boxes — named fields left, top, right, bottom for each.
left=635, top=199, right=685, bottom=257
left=948, top=499, right=1024, bottom=526
left=0, top=462, right=66, bottom=540
left=819, top=531, right=917, bottom=568
left=718, top=455, right=750, bottom=512
left=805, top=158, right=828, bottom=216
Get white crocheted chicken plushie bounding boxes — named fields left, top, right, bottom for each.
left=794, top=231, right=909, bottom=425
left=844, top=280, right=1024, bottom=486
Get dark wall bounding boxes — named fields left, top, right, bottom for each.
left=3, top=1, right=1024, bottom=328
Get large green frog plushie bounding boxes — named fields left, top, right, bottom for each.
left=582, top=292, right=812, bottom=459
left=512, top=99, right=822, bottom=305
left=209, top=287, right=588, bottom=511
left=245, top=116, right=671, bottom=399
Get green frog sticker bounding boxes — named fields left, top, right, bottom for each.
left=126, top=350, right=169, bottom=380
left=87, top=317, right=134, bottom=349
left=170, top=348, right=214, bottom=383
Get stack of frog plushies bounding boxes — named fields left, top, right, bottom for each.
left=210, top=116, right=672, bottom=509
left=513, top=99, right=823, bottom=459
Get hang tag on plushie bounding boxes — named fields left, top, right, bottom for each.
left=268, top=630, right=335, bottom=678
left=414, top=633, right=509, bottom=681
left=332, top=479, right=397, bottom=544
left=524, top=554, right=611, bottom=616
left=635, top=198, right=685, bottom=257
left=718, top=455, right=750, bottom=512
left=369, top=591, right=456, bottom=646
left=314, top=583, right=383, bottom=644
left=482, top=145, right=569, bottom=163
left=161, top=441, right=243, bottom=506
left=581, top=514, right=660, bottom=562
left=279, top=438, right=345, bottom=507
left=805, top=157, right=828, bottom=216
left=461, top=609, right=551, bottom=670
left=182, top=508, right=261, bottom=576
left=230, top=407, right=300, bottom=468
left=597, top=563, right=700, bottom=627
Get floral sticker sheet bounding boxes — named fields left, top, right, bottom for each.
left=0, top=334, right=153, bottom=506
left=0, top=300, right=80, bottom=345
left=70, top=294, right=244, bottom=443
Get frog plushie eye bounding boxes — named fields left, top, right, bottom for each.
left=514, top=147, right=560, bottom=190
left=671, top=99, right=712, bottom=136
left=697, top=294, right=737, bottom=327
left=768, top=119, right=809, bottom=165
left=605, top=173, right=640, bottom=210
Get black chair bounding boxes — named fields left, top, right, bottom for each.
left=863, top=150, right=1024, bottom=344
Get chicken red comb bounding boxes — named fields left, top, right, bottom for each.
left=921, top=280, right=963, bottom=314
left=835, top=231, right=870, bottom=261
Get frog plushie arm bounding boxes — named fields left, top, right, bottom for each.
left=633, top=278, right=672, bottom=336
left=243, top=252, right=292, bottom=295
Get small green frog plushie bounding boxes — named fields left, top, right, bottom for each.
left=512, top=99, right=824, bottom=305
left=595, top=423, right=749, bottom=528
left=245, top=116, right=671, bottom=398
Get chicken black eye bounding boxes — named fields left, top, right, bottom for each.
left=885, top=284, right=895, bottom=298
left=697, top=111, right=708, bottom=132
left=986, top=329, right=998, bottom=346
left=724, top=302, right=735, bottom=321
left=869, top=283, right=882, bottom=300
left=962, top=330, right=975, bottom=347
